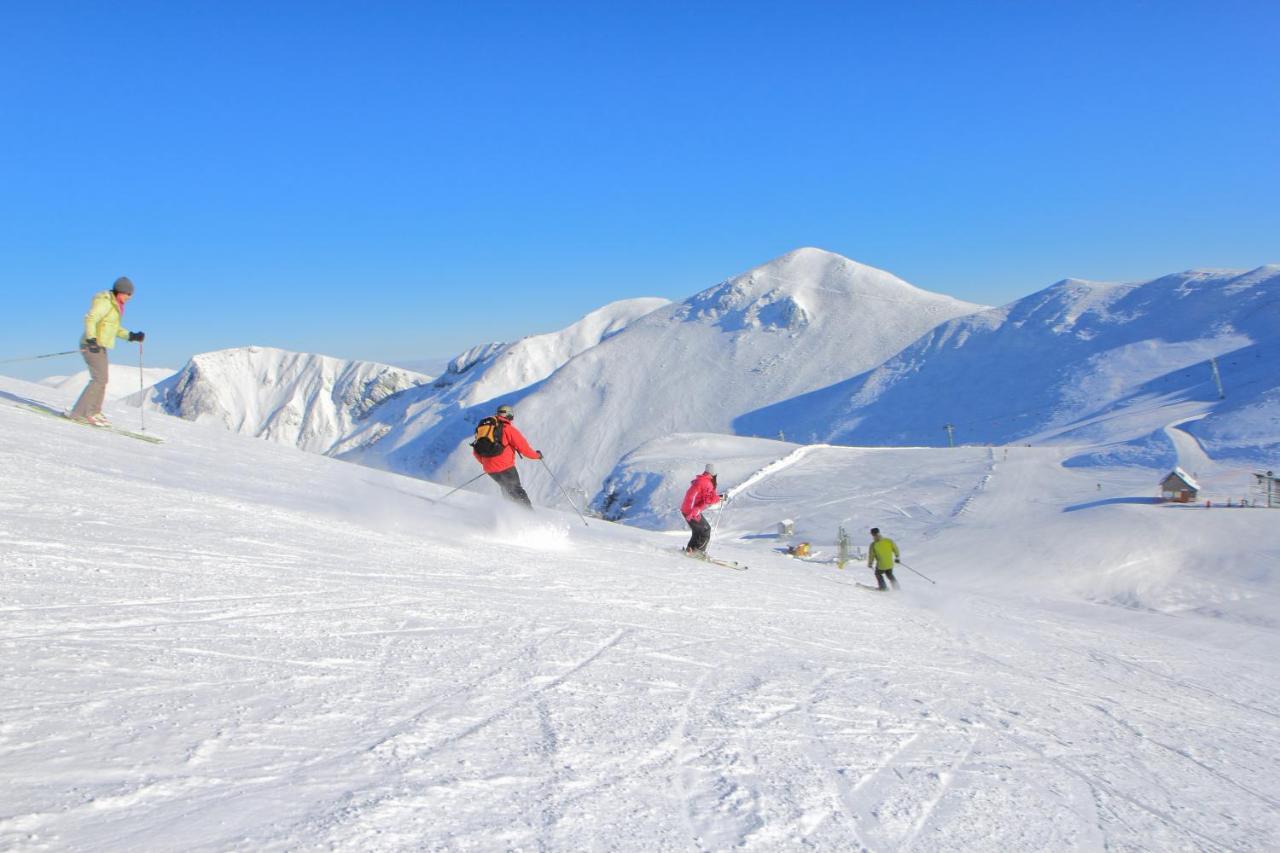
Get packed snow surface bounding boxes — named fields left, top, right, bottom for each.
left=3, top=375, right=1278, bottom=851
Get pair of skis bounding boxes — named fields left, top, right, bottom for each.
left=681, top=551, right=888, bottom=582
left=823, top=576, right=891, bottom=593
left=679, top=548, right=748, bottom=571
left=15, top=402, right=163, bottom=444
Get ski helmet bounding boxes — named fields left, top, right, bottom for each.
left=112, top=276, right=135, bottom=295
left=496, top=404, right=515, bottom=419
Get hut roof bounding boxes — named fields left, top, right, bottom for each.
left=1164, top=466, right=1201, bottom=491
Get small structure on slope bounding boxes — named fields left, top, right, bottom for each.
left=1160, top=467, right=1200, bottom=503
left=1254, top=470, right=1279, bottom=508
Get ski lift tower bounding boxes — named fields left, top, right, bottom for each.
left=1253, top=470, right=1279, bottom=508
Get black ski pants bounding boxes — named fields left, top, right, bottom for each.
left=875, top=569, right=900, bottom=591
left=685, top=515, right=711, bottom=554
left=489, top=467, right=533, bottom=509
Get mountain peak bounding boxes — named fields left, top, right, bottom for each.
left=775, top=245, right=848, bottom=263
left=749, top=246, right=877, bottom=279
left=678, top=248, right=979, bottom=333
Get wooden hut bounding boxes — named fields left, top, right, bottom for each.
left=1160, top=467, right=1200, bottom=503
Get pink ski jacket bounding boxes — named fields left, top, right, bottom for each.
left=681, top=473, right=721, bottom=521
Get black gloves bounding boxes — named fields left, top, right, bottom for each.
left=128, top=331, right=145, bottom=342
left=535, top=451, right=544, bottom=460
left=85, top=338, right=102, bottom=353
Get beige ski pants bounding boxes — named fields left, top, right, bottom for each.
left=69, top=344, right=109, bottom=419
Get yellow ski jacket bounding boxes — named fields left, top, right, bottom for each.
left=868, top=537, right=899, bottom=571
left=81, top=291, right=131, bottom=349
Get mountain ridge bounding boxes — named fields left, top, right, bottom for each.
left=140, top=346, right=432, bottom=454
left=736, top=264, right=1280, bottom=465
left=118, top=252, right=1279, bottom=511
left=348, top=247, right=986, bottom=500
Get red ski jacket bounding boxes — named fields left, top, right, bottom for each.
left=681, top=473, right=721, bottom=521
left=473, top=416, right=540, bottom=474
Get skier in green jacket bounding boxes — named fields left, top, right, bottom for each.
left=68, top=277, right=145, bottom=426
left=867, top=527, right=901, bottom=591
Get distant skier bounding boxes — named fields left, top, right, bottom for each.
left=867, top=527, right=901, bottom=590
left=681, top=464, right=724, bottom=556
left=69, top=277, right=145, bottom=426
left=471, top=404, right=542, bottom=508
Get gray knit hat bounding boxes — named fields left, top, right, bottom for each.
left=112, top=276, right=135, bottom=295
left=704, top=463, right=716, bottom=475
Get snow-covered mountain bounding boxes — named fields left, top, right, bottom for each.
left=738, top=265, right=1280, bottom=466
left=140, top=346, right=432, bottom=454
left=425, top=296, right=670, bottom=410
left=351, top=248, right=984, bottom=500
left=141, top=298, right=669, bottom=461
left=125, top=252, right=1277, bottom=514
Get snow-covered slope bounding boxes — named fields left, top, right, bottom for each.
left=40, top=366, right=177, bottom=400
left=591, top=427, right=1278, bottom=628
left=738, top=265, right=1280, bottom=465
left=433, top=296, right=670, bottom=407
left=592, top=432, right=797, bottom=528
left=140, top=346, right=431, bottom=454
left=3, top=375, right=1277, bottom=850
left=357, top=248, right=983, bottom=500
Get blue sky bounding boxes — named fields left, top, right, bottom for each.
left=3, top=1, right=1277, bottom=379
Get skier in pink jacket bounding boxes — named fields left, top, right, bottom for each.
left=681, top=464, right=723, bottom=556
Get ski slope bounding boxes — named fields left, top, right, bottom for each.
left=2, top=375, right=1278, bottom=851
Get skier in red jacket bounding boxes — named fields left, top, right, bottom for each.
left=680, top=464, right=723, bottom=555
left=472, top=404, right=542, bottom=508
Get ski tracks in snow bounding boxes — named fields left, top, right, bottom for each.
left=727, top=443, right=833, bottom=502
left=4, top=394, right=1280, bottom=851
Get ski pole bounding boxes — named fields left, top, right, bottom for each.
left=138, top=341, right=146, bottom=433
left=711, top=493, right=731, bottom=535
left=439, top=472, right=488, bottom=502
left=539, top=457, right=589, bottom=527
left=896, top=560, right=937, bottom=585
left=0, top=349, right=79, bottom=365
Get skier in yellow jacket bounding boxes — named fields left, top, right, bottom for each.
left=69, top=278, right=145, bottom=426
left=867, top=527, right=901, bottom=591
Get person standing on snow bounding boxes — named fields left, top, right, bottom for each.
left=867, top=527, right=901, bottom=590
left=681, top=464, right=723, bottom=556
left=471, top=404, right=542, bottom=508
left=68, top=277, right=145, bottom=426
